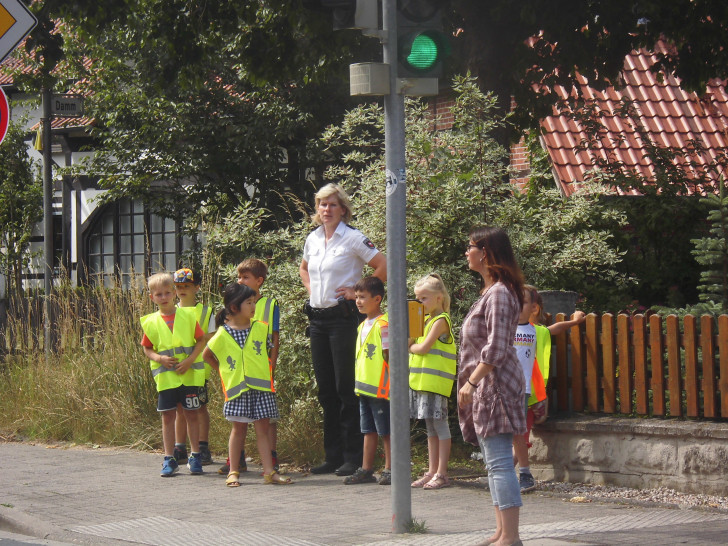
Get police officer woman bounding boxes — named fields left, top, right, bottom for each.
left=299, top=183, right=387, bottom=476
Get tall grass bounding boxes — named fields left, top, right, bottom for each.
left=0, top=275, right=324, bottom=465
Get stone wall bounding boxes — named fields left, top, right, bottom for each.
left=529, top=415, right=728, bottom=496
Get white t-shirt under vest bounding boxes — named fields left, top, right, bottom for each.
left=514, top=322, right=537, bottom=395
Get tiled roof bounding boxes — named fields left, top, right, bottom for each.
left=1, top=46, right=95, bottom=131
left=541, top=43, right=728, bottom=196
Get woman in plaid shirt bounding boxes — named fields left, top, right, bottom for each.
left=458, top=226, right=526, bottom=546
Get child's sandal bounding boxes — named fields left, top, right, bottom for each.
left=411, top=472, right=434, bottom=488
left=263, top=471, right=292, bottom=485
left=226, top=471, right=240, bottom=487
left=423, top=473, right=450, bottom=490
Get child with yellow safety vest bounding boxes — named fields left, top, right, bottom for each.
left=172, top=268, right=216, bottom=467
left=217, top=258, right=281, bottom=476
left=343, top=276, right=391, bottom=485
left=513, top=284, right=585, bottom=493
left=202, top=283, right=292, bottom=487
left=408, top=273, right=456, bottom=490
left=140, top=272, right=207, bottom=477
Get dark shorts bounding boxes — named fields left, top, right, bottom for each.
left=158, top=385, right=203, bottom=412
left=359, top=396, right=390, bottom=436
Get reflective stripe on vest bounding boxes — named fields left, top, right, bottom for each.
left=140, top=307, right=205, bottom=392
left=528, top=324, right=552, bottom=406
left=255, top=296, right=277, bottom=337
left=354, top=314, right=389, bottom=399
left=408, top=312, right=456, bottom=397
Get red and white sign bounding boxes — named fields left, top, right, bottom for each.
left=0, top=87, right=8, bottom=145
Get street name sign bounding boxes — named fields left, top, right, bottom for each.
left=52, top=94, right=84, bottom=117
left=0, top=0, right=37, bottom=63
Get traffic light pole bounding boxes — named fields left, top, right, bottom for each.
left=382, top=0, right=412, bottom=533
left=41, top=86, right=53, bottom=358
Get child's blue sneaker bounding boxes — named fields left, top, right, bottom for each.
left=161, top=456, right=179, bottom=477
left=187, top=453, right=203, bottom=475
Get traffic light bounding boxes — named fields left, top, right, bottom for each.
left=318, top=0, right=377, bottom=32
left=397, top=0, right=450, bottom=79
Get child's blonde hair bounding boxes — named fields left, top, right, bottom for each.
left=524, top=284, right=547, bottom=324
left=147, top=272, right=173, bottom=292
left=414, top=273, right=450, bottom=313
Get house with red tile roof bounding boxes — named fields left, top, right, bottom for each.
left=511, top=43, right=728, bottom=197
left=0, top=54, right=194, bottom=293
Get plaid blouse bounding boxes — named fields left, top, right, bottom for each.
left=458, top=282, right=526, bottom=443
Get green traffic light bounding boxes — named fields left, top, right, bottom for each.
left=406, top=33, right=439, bottom=70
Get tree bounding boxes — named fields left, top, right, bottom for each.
left=10, top=1, right=381, bottom=221
left=0, top=121, right=42, bottom=298
left=692, top=180, right=728, bottom=312
left=448, top=0, right=728, bottom=138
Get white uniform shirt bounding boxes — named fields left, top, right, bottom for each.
left=514, top=322, right=537, bottom=395
left=303, top=222, right=379, bottom=309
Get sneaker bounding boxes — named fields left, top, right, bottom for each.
left=519, top=472, right=536, bottom=493
left=160, top=456, right=179, bottom=477
left=173, top=445, right=188, bottom=464
left=378, top=469, right=391, bottom=485
left=334, top=461, right=358, bottom=476
left=344, top=467, right=377, bottom=485
left=199, top=445, right=213, bottom=465
left=187, top=454, right=203, bottom=475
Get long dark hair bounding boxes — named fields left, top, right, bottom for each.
left=215, top=283, right=256, bottom=325
left=469, top=225, right=525, bottom=307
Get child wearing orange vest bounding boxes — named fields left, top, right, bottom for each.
left=513, top=285, right=585, bottom=493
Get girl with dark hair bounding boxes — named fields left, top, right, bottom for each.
left=457, top=226, right=525, bottom=546
left=203, top=283, right=292, bottom=486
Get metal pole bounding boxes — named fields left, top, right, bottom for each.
left=383, top=0, right=411, bottom=532
left=41, top=87, right=53, bottom=356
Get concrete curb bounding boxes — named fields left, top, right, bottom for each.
left=0, top=505, right=132, bottom=545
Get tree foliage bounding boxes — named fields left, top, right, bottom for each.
left=691, top=180, right=728, bottom=312
left=449, top=0, right=728, bottom=136
left=0, top=121, right=42, bottom=297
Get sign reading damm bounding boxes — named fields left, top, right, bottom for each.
left=51, top=94, right=84, bottom=117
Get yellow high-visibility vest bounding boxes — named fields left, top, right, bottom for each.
left=354, top=314, right=389, bottom=399
left=408, top=312, right=456, bottom=397
left=194, top=303, right=213, bottom=380
left=254, top=295, right=277, bottom=338
left=140, top=308, right=205, bottom=392
left=207, top=320, right=272, bottom=401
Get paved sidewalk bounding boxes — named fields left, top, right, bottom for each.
left=2, top=442, right=728, bottom=545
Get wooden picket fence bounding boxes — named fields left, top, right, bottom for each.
left=549, top=312, right=728, bottom=419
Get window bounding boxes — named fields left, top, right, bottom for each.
left=86, top=199, right=193, bottom=288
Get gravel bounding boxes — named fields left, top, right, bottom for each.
left=536, top=480, right=728, bottom=511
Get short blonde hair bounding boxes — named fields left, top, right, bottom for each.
left=414, top=273, right=451, bottom=313
left=147, top=272, right=173, bottom=292
left=311, top=183, right=353, bottom=225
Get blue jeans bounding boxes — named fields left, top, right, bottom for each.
left=478, top=433, right=523, bottom=510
